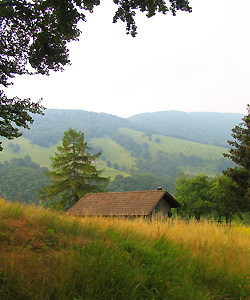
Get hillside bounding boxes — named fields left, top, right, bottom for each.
left=13, top=109, right=243, bottom=149
left=0, top=200, right=250, bottom=300
left=90, top=127, right=232, bottom=177
left=1, top=127, right=232, bottom=178
left=22, top=109, right=141, bottom=148
left=0, top=108, right=237, bottom=204
left=128, top=110, right=243, bottom=148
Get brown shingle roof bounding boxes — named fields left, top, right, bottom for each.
left=66, top=190, right=180, bottom=216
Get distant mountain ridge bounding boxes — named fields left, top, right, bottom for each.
left=127, top=110, right=243, bottom=148
left=23, top=109, right=142, bottom=148
left=22, top=109, right=244, bottom=148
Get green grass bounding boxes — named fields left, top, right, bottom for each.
left=0, top=137, right=59, bottom=168
left=0, top=200, right=250, bottom=300
left=90, top=135, right=136, bottom=168
left=118, top=127, right=228, bottom=176
left=95, top=161, right=130, bottom=179
left=0, top=138, right=129, bottom=179
left=118, top=127, right=227, bottom=159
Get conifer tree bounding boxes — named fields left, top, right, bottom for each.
left=39, top=128, right=109, bottom=209
left=222, top=104, right=250, bottom=213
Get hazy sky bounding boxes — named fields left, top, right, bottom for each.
left=5, top=0, right=250, bottom=118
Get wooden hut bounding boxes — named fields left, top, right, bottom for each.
left=66, top=189, right=181, bottom=217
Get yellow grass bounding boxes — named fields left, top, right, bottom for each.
left=73, top=216, right=250, bottom=282
left=1, top=199, right=250, bottom=293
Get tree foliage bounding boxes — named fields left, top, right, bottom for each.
left=210, top=175, right=238, bottom=223
left=0, top=92, right=44, bottom=151
left=175, top=174, right=213, bottom=220
left=0, top=0, right=191, bottom=149
left=1, top=0, right=192, bottom=86
left=108, top=173, right=175, bottom=194
left=223, top=105, right=250, bottom=169
left=0, top=156, right=49, bottom=204
left=223, top=104, right=250, bottom=214
left=0, top=0, right=190, bottom=149
left=39, top=128, right=109, bottom=210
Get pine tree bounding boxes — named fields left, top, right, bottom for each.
left=39, top=128, right=109, bottom=210
left=222, top=104, right=250, bottom=213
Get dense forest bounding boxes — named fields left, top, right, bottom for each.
left=0, top=156, right=49, bottom=204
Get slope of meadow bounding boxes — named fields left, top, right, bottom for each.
left=0, top=137, right=59, bottom=167
left=0, top=138, right=126, bottom=180
left=1, top=199, right=250, bottom=300
left=118, top=127, right=227, bottom=158
left=117, top=127, right=229, bottom=176
left=0, top=125, right=231, bottom=178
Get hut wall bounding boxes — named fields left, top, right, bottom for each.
left=152, top=199, right=171, bottom=217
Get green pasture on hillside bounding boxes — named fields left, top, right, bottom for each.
left=0, top=137, right=129, bottom=180
left=117, top=127, right=229, bottom=177
left=89, top=136, right=137, bottom=168
left=118, top=127, right=227, bottom=159
left=0, top=137, right=59, bottom=167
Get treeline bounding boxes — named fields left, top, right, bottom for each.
left=0, top=157, right=49, bottom=204
left=108, top=174, right=175, bottom=194
left=136, top=151, right=234, bottom=180
left=175, top=174, right=249, bottom=222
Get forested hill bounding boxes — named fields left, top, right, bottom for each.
left=24, top=109, right=243, bottom=148
left=23, top=109, right=141, bottom=148
left=127, top=110, right=243, bottom=148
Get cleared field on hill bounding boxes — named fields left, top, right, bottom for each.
left=117, top=127, right=230, bottom=176
left=0, top=200, right=249, bottom=300
left=118, top=127, right=227, bottom=159
left=90, top=135, right=136, bottom=168
left=0, top=138, right=126, bottom=179
left=0, top=137, right=59, bottom=167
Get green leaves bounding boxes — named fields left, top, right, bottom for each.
left=0, top=92, right=45, bottom=151
left=175, top=174, right=213, bottom=220
left=0, top=0, right=192, bottom=149
left=222, top=104, right=250, bottom=214
left=113, top=0, right=191, bottom=36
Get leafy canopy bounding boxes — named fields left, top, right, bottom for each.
left=1, top=0, right=192, bottom=87
left=0, top=92, right=44, bottom=151
left=0, top=0, right=191, bottom=149
left=39, top=128, right=109, bottom=210
left=174, top=174, right=213, bottom=220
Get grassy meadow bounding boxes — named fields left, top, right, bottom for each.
left=118, top=127, right=228, bottom=176
left=118, top=127, right=227, bottom=159
left=0, top=137, right=126, bottom=180
left=1, top=199, right=250, bottom=300
left=0, top=137, right=59, bottom=167
left=0, top=126, right=229, bottom=178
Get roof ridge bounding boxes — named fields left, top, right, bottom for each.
left=85, top=190, right=166, bottom=196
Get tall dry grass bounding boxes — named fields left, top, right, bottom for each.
left=76, top=216, right=250, bottom=281
left=1, top=199, right=250, bottom=299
